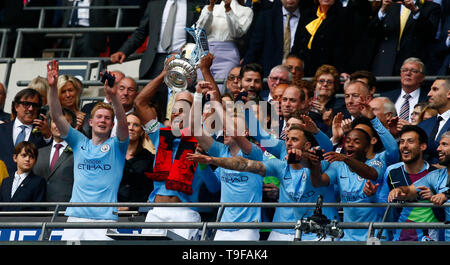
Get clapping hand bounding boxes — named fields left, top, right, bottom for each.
left=299, top=114, right=319, bottom=134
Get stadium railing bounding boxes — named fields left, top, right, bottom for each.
left=0, top=202, right=448, bottom=244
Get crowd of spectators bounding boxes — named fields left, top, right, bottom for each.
left=0, top=0, right=448, bottom=242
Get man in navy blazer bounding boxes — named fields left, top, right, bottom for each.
left=418, top=77, right=450, bottom=164
left=0, top=141, right=46, bottom=211
left=0, top=88, right=51, bottom=177
left=243, top=0, right=302, bottom=77
left=381, top=57, right=429, bottom=123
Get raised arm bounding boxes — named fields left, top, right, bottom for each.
left=198, top=53, right=221, bottom=100
left=186, top=152, right=266, bottom=177
left=134, top=70, right=165, bottom=124
left=191, top=81, right=214, bottom=151
left=47, top=60, right=70, bottom=137
left=359, top=97, right=399, bottom=164
left=104, top=74, right=128, bottom=141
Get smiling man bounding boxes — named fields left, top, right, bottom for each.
left=187, top=124, right=338, bottom=241
left=344, top=80, right=372, bottom=120
left=240, top=63, right=264, bottom=101
left=0, top=88, right=51, bottom=176
left=310, top=127, right=383, bottom=241
left=47, top=60, right=129, bottom=241
left=377, top=125, right=441, bottom=241
left=386, top=131, right=450, bottom=241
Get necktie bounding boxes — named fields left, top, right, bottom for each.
left=398, top=6, right=411, bottom=50
left=399, top=93, right=411, bottom=121
left=166, top=91, right=176, bottom=121
left=11, top=174, right=23, bottom=198
left=279, top=119, right=286, bottom=140
left=50, top=143, right=63, bottom=172
left=161, top=0, right=177, bottom=52
left=15, top=125, right=27, bottom=146
left=430, top=116, right=444, bottom=141
left=283, top=12, right=292, bottom=59
left=70, top=1, right=80, bottom=27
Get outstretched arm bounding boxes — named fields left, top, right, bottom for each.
left=324, top=152, right=379, bottom=181
left=104, top=74, right=128, bottom=141
left=186, top=153, right=266, bottom=177
left=47, top=60, right=70, bottom=137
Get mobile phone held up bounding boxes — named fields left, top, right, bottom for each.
left=101, top=71, right=115, bottom=87
left=287, top=152, right=301, bottom=164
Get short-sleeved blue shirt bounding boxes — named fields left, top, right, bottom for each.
left=63, top=126, right=129, bottom=220
left=264, top=158, right=339, bottom=239
left=208, top=140, right=264, bottom=228
left=325, top=158, right=384, bottom=241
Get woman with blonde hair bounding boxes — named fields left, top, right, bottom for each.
left=29, top=76, right=50, bottom=106
left=57, top=75, right=85, bottom=130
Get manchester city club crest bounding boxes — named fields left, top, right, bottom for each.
left=101, top=144, right=110, bottom=153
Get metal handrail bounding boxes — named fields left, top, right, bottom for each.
left=0, top=202, right=448, bottom=242
left=0, top=202, right=448, bottom=208
left=23, top=5, right=140, bottom=29
left=14, top=27, right=137, bottom=58
left=16, top=75, right=450, bottom=88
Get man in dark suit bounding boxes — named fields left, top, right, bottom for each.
left=62, top=0, right=120, bottom=57
left=243, top=0, right=301, bottom=77
left=0, top=141, right=46, bottom=211
left=381, top=58, right=429, bottom=125
left=418, top=77, right=450, bottom=164
left=109, top=0, right=204, bottom=79
left=33, top=108, right=77, bottom=206
left=0, top=88, right=51, bottom=177
left=369, top=0, right=441, bottom=76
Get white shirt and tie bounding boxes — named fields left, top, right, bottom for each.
left=282, top=7, right=300, bottom=51
left=11, top=171, right=30, bottom=198
left=49, top=140, right=69, bottom=170
left=433, top=109, right=450, bottom=140
left=395, top=88, right=421, bottom=122
left=157, top=0, right=187, bottom=53
left=13, top=119, right=33, bottom=146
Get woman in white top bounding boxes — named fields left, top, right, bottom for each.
left=196, top=0, right=253, bottom=94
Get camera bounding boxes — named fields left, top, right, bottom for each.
left=234, top=91, right=248, bottom=102
left=101, top=71, right=116, bottom=87
left=294, top=195, right=343, bottom=241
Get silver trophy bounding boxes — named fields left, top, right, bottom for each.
left=164, top=27, right=209, bottom=92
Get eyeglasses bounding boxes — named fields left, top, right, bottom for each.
left=318, top=79, right=334, bottom=85
left=269, top=76, right=289, bottom=84
left=400, top=68, right=421, bottom=74
left=227, top=75, right=241, bottom=81
left=17, top=101, right=40, bottom=109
